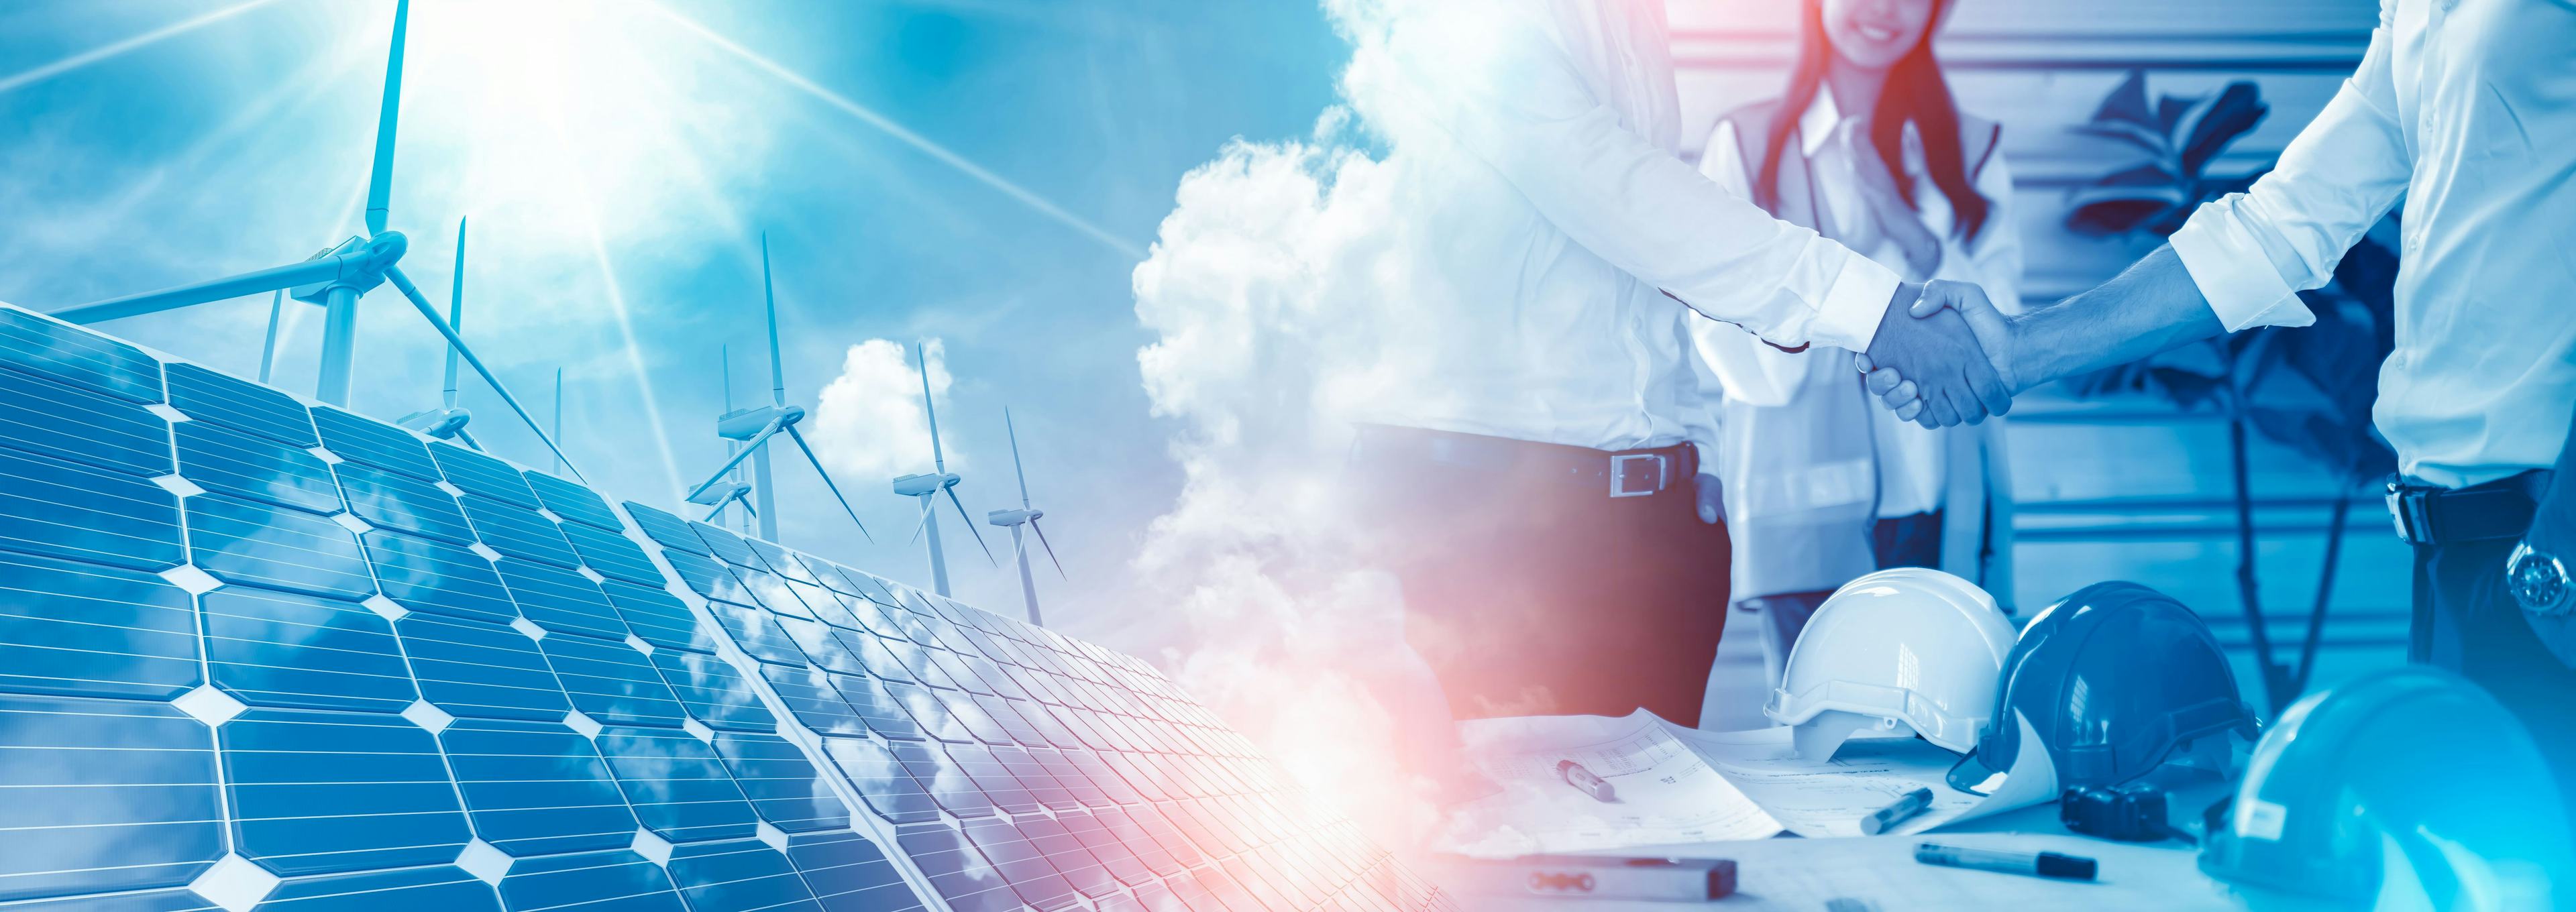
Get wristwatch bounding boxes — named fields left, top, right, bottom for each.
left=2506, top=542, right=2575, bottom=617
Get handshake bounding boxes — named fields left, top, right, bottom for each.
left=1852, top=280, right=2019, bottom=428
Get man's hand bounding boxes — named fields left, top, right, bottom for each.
left=1860, top=280, right=2019, bottom=421
left=1858, top=282, right=2013, bottom=427
left=1695, top=472, right=1723, bottom=524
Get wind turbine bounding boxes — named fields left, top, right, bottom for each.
left=397, top=218, right=475, bottom=448
left=43, top=0, right=583, bottom=480
left=694, top=346, right=757, bottom=528
left=676, top=234, right=872, bottom=546
left=986, top=408, right=1065, bottom=625
left=892, top=341, right=994, bottom=597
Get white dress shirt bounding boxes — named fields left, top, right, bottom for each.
left=1354, top=0, right=1901, bottom=459
left=1692, top=91, right=2025, bottom=516
left=2169, top=0, right=2576, bottom=489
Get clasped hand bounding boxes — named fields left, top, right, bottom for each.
left=1854, top=280, right=2015, bottom=428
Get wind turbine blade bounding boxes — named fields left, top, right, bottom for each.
left=256, top=289, right=283, bottom=384
left=945, top=486, right=996, bottom=566
left=1029, top=518, right=1066, bottom=579
left=761, top=233, right=784, bottom=408
left=453, top=426, right=482, bottom=452
left=785, top=424, right=873, bottom=544
left=1005, top=406, right=1029, bottom=508
left=906, top=497, right=933, bottom=544
left=383, top=264, right=588, bottom=483
left=364, top=0, right=409, bottom=236
left=442, top=217, right=464, bottom=408
left=54, top=255, right=349, bottom=325
left=683, top=416, right=784, bottom=500
left=916, top=341, right=945, bottom=471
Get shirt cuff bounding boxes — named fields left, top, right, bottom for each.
left=2169, top=202, right=2317, bottom=331
left=1809, top=252, right=1903, bottom=352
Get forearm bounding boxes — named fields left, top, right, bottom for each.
left=2004, top=245, right=2228, bottom=392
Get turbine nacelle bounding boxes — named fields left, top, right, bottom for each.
left=688, top=479, right=755, bottom=507
left=397, top=406, right=472, bottom=439
left=987, top=507, right=1040, bottom=527
left=718, top=403, right=802, bottom=439
left=289, top=231, right=407, bottom=304
left=892, top=471, right=959, bottom=498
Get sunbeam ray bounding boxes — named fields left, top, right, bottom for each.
left=642, top=1, right=1146, bottom=260
left=0, top=0, right=286, bottom=97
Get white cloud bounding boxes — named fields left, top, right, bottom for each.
left=806, top=337, right=955, bottom=483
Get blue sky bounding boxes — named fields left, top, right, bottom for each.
left=0, top=0, right=1351, bottom=631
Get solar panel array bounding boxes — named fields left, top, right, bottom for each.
left=0, top=304, right=1454, bottom=912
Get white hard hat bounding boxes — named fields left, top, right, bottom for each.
left=1764, top=567, right=2017, bottom=758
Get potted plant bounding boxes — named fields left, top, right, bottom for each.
left=2059, top=70, right=2399, bottom=714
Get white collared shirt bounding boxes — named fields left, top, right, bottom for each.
left=1352, top=0, right=1900, bottom=459
left=1690, top=91, right=2024, bottom=516
left=2169, top=0, right=2576, bottom=489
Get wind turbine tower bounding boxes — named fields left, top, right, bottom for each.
left=892, top=341, right=994, bottom=596
left=677, top=234, right=872, bottom=545
left=986, top=408, right=1065, bottom=625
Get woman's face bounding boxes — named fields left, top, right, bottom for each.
left=1820, top=0, right=1939, bottom=71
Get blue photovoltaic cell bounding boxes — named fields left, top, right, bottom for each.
left=311, top=408, right=439, bottom=481
left=617, top=502, right=706, bottom=556
left=883, top=639, right=959, bottom=691
left=366, top=530, right=517, bottom=624
left=495, top=559, right=627, bottom=640
left=0, top=551, right=199, bottom=701
left=163, top=363, right=313, bottom=447
left=186, top=494, right=368, bottom=597
left=557, top=521, right=661, bottom=586
left=892, top=740, right=996, bottom=819
left=523, top=471, right=619, bottom=531
left=202, top=585, right=415, bottom=713
left=929, top=649, right=989, bottom=695
left=735, top=569, right=816, bottom=620
left=894, top=822, right=1018, bottom=912
left=688, top=520, right=764, bottom=570
left=649, top=649, right=775, bottom=732
left=0, top=307, right=162, bottom=404
left=396, top=613, right=572, bottom=722
left=1015, top=814, right=1119, bottom=901
left=661, top=549, right=754, bottom=606
left=0, top=369, right=170, bottom=477
left=541, top=633, right=688, bottom=728
left=707, top=602, right=807, bottom=667
left=711, top=732, right=848, bottom=834
left=792, top=584, right=865, bottom=630
left=781, top=830, right=929, bottom=912
left=174, top=421, right=341, bottom=514
left=496, top=850, right=686, bottom=912
left=883, top=680, right=972, bottom=744
left=0, top=695, right=221, bottom=902
left=221, top=708, right=472, bottom=876
left=335, top=462, right=475, bottom=545
left=0, top=445, right=184, bottom=572
left=821, top=738, right=936, bottom=824
left=602, top=579, right=722, bottom=654
left=593, top=726, right=760, bottom=843
left=745, top=539, right=814, bottom=584
left=1022, top=766, right=1091, bottom=832
left=1095, top=808, right=1183, bottom=877
left=256, top=865, right=502, bottom=912
left=977, top=696, right=1046, bottom=750
left=945, top=742, right=1039, bottom=815
left=428, top=443, right=537, bottom=508
left=826, top=673, right=924, bottom=742
left=755, top=664, right=866, bottom=737
left=6, top=891, right=218, bottom=911
left=457, top=495, right=579, bottom=568
left=776, top=615, right=866, bottom=675
left=665, top=840, right=821, bottom=912
left=440, top=718, right=640, bottom=856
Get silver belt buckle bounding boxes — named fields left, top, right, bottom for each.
left=1610, top=453, right=1668, bottom=498
left=2385, top=483, right=2430, bottom=544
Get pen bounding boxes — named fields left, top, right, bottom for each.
left=1913, top=843, right=2096, bottom=882
left=1859, top=787, right=1933, bottom=835
left=1556, top=760, right=1617, bottom=802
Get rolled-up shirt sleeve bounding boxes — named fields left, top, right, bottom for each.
left=2168, top=0, right=2406, bottom=332
left=1389, top=4, right=1899, bottom=352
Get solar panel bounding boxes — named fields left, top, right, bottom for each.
left=0, top=304, right=1455, bottom=912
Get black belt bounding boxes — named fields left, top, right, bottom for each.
left=1351, top=424, right=1693, bottom=498
left=2385, top=470, right=2553, bottom=546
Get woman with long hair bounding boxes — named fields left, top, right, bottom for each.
left=1690, top=0, right=2022, bottom=692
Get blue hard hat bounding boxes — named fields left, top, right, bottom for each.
left=2200, top=666, right=2575, bottom=909
left=1945, top=581, right=2257, bottom=793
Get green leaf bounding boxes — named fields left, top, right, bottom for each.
left=2178, top=82, right=2269, bottom=177
left=2088, top=69, right=2157, bottom=129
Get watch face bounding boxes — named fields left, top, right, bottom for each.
left=2514, top=551, right=2573, bottom=616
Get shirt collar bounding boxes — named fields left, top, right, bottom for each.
left=1797, top=89, right=1843, bottom=157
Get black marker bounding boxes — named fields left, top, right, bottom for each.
left=1913, top=843, right=2096, bottom=882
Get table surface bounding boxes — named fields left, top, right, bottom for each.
left=1440, top=773, right=2261, bottom=911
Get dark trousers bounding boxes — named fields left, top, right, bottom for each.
left=2413, top=537, right=2576, bottom=826
left=1353, top=425, right=1732, bottom=726
left=1748, top=510, right=1947, bottom=660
